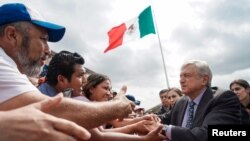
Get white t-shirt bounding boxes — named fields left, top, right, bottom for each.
left=0, top=47, right=38, bottom=103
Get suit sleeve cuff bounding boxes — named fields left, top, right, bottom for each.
left=164, top=124, right=172, bottom=140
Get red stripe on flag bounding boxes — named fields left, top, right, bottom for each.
left=104, top=23, right=126, bottom=53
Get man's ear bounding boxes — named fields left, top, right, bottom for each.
left=57, top=75, right=67, bottom=84
left=202, top=75, right=209, bottom=86
left=4, top=26, right=18, bottom=44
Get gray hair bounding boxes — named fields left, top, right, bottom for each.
left=0, top=22, right=31, bottom=37
left=181, top=60, right=212, bottom=87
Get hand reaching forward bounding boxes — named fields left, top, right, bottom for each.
left=113, top=85, right=135, bottom=120
left=141, top=124, right=167, bottom=141
left=0, top=94, right=91, bottom=141
left=131, top=119, right=153, bottom=135
left=132, top=114, right=162, bottom=135
left=143, top=116, right=162, bottom=132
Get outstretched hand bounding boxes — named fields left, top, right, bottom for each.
left=113, top=85, right=135, bottom=121
left=0, top=94, right=91, bottom=141
left=142, top=124, right=167, bottom=141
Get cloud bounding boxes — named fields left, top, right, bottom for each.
left=1, top=0, right=249, bottom=110
left=169, top=0, right=250, bottom=77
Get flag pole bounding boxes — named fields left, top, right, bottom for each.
left=150, top=5, right=170, bottom=89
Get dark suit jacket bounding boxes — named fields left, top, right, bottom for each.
left=156, top=105, right=171, bottom=124
left=168, top=87, right=242, bottom=141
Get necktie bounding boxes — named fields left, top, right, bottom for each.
left=186, top=101, right=195, bottom=128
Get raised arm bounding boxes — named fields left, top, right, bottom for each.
left=0, top=94, right=90, bottom=141
left=0, top=86, right=134, bottom=129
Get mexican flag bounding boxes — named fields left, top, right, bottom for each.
left=104, top=6, right=156, bottom=53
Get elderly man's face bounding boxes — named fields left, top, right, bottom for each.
left=179, top=65, right=207, bottom=97
left=16, top=23, right=50, bottom=77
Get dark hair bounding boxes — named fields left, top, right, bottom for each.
left=230, top=79, right=250, bottom=90
left=111, top=90, right=117, bottom=97
left=0, top=22, right=30, bottom=37
left=159, top=88, right=169, bottom=96
left=46, top=50, right=85, bottom=86
left=83, top=73, right=110, bottom=99
left=169, top=87, right=183, bottom=97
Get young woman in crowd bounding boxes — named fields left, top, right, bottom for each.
left=81, top=73, right=166, bottom=141
left=167, top=87, right=183, bottom=109
left=230, top=79, right=250, bottom=124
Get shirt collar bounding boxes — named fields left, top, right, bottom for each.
left=189, top=87, right=207, bottom=106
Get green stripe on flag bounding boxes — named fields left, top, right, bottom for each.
left=138, top=6, right=156, bottom=38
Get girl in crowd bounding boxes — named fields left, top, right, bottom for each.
left=81, top=73, right=165, bottom=141
left=167, top=87, right=183, bottom=109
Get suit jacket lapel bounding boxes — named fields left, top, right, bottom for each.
left=176, top=96, right=189, bottom=126
left=192, top=87, right=213, bottom=126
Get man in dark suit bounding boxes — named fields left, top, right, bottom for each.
left=163, top=60, right=242, bottom=141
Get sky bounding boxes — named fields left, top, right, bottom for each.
left=1, top=0, right=250, bottom=110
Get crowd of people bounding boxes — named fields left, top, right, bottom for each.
left=0, top=3, right=249, bottom=141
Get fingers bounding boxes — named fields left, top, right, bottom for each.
left=33, top=94, right=63, bottom=112
left=119, top=85, right=127, bottom=95
left=121, top=85, right=127, bottom=94
left=153, top=124, right=163, bottom=134
left=142, top=114, right=154, bottom=121
left=114, top=85, right=127, bottom=100
left=115, top=85, right=136, bottom=119
left=145, top=114, right=161, bottom=122
left=153, top=125, right=167, bottom=139
left=130, top=101, right=136, bottom=110
left=52, top=117, right=91, bottom=140
left=49, top=130, right=78, bottom=141
left=151, top=114, right=161, bottom=122
left=143, top=120, right=157, bottom=131
left=143, top=120, right=155, bottom=125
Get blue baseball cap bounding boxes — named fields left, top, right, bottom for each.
left=0, top=3, right=65, bottom=42
left=126, top=94, right=141, bottom=105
